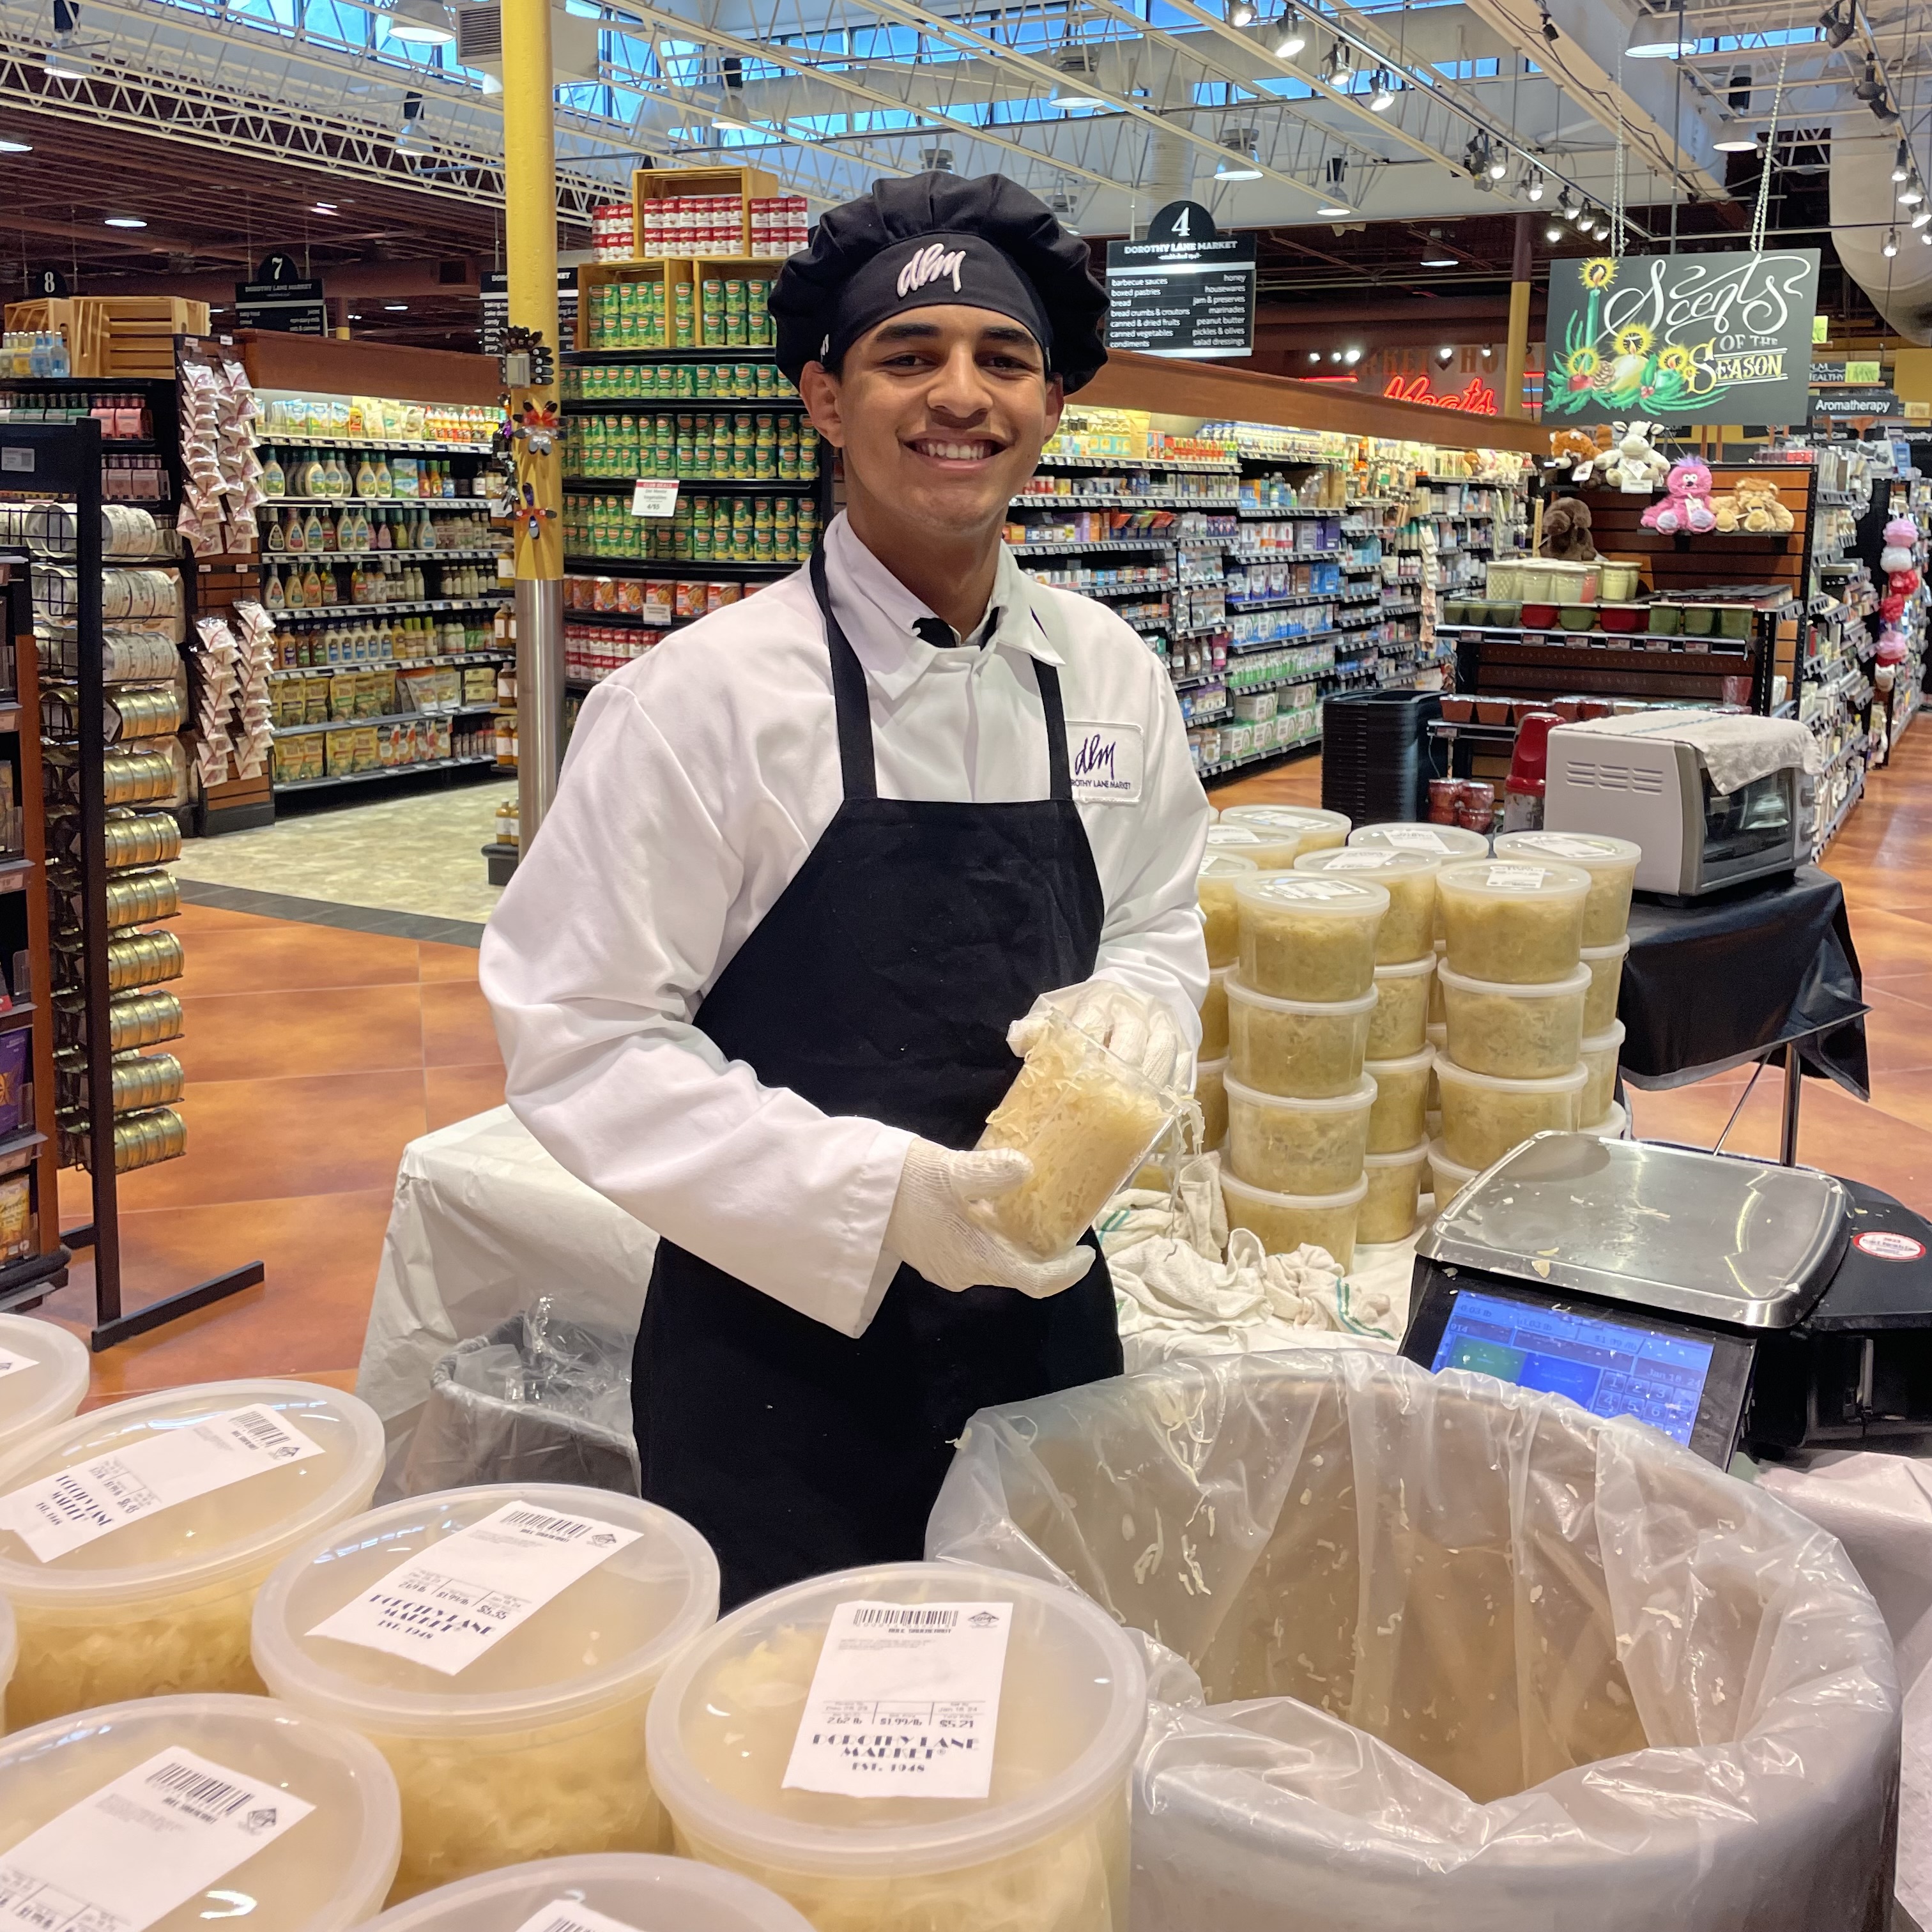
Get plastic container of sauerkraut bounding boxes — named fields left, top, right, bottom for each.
left=0, top=1379, right=384, bottom=1729
left=1225, top=980, right=1376, bottom=1100
left=1205, top=822, right=1290, bottom=870
left=0, top=1315, right=90, bottom=1459
left=1583, top=1100, right=1629, bottom=1141
left=1367, top=954, right=1433, bottom=1059
left=645, top=1560, right=1147, bottom=1932
left=1427, top=1138, right=1481, bottom=1216
left=977, top=1008, right=1182, bottom=1259
left=1223, top=1072, right=1376, bottom=1196
left=1219, top=804, right=1351, bottom=862
left=1346, top=822, right=1491, bottom=861
left=252, top=1483, right=719, bottom=1904
left=1359, top=1142, right=1428, bottom=1245
left=1429, top=942, right=1447, bottom=1023
left=1579, top=1021, right=1625, bottom=1125
left=1437, top=962, right=1591, bottom=1081
left=1363, top=1046, right=1433, bottom=1154
left=1494, top=831, right=1640, bottom=947
left=1581, top=935, right=1630, bottom=1035
left=1199, top=965, right=1230, bottom=1061
left=1434, top=1059, right=1588, bottom=1171
left=1198, top=852, right=1259, bottom=969
left=1425, top=1023, right=1446, bottom=1108
left=1436, top=860, right=1591, bottom=985
left=1234, top=874, right=1387, bottom=1002
left=0, top=1692, right=402, bottom=1930
left=1294, top=847, right=1438, bottom=964
left=361, top=1855, right=816, bottom=1932
left=1197, top=1056, right=1228, bottom=1150
left=1219, top=1171, right=1367, bottom=1268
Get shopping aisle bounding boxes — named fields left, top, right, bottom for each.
left=38, top=899, right=506, bottom=1400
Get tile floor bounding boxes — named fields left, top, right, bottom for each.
left=33, top=716, right=1932, bottom=1404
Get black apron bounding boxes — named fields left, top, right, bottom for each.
left=632, top=549, right=1121, bottom=1609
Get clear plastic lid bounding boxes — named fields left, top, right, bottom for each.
left=1219, top=1169, right=1369, bottom=1211
left=1197, top=850, right=1259, bottom=880
left=0, top=1379, right=385, bottom=1606
left=362, top=1855, right=816, bottom=1932
left=1436, top=961, right=1593, bottom=1000
left=1429, top=1138, right=1483, bottom=1200
left=252, top=1484, right=719, bottom=1738
left=1219, top=804, right=1351, bottom=841
left=1348, top=823, right=1489, bottom=858
left=1296, top=847, right=1439, bottom=880
left=1435, top=859, right=1593, bottom=905
left=644, top=1560, right=1146, bottom=1880
left=1427, top=1023, right=1446, bottom=1051
left=1374, top=954, right=1437, bottom=983
left=1581, top=934, right=1633, bottom=962
left=1363, top=1141, right=1429, bottom=1170
left=1583, top=1100, right=1629, bottom=1138
left=1204, top=824, right=1271, bottom=854
left=1582, top=1020, right=1628, bottom=1052
left=1433, top=1059, right=1589, bottom=1097
left=1232, top=873, right=1390, bottom=919
left=1364, top=1045, right=1435, bottom=1078
left=0, top=1692, right=402, bottom=1931
left=1222, top=1071, right=1379, bottom=1115
left=1494, top=831, right=1643, bottom=873
left=1223, top=979, right=1377, bottom=1018
left=0, top=1315, right=91, bottom=1458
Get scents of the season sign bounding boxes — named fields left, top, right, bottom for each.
left=1544, top=249, right=1820, bottom=427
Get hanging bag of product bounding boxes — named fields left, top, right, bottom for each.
left=927, top=1351, right=1901, bottom=1932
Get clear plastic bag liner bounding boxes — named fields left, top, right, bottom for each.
left=399, top=1302, right=641, bottom=1499
left=927, top=1351, right=1901, bottom=1932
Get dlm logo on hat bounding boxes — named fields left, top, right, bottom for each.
left=897, top=242, right=966, bottom=299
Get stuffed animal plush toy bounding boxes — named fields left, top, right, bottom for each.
left=1881, top=515, right=1920, bottom=636
left=1548, top=428, right=1605, bottom=485
left=1641, top=457, right=1717, bottom=535
left=1712, top=475, right=1796, bottom=535
left=1877, top=625, right=1910, bottom=666
left=1539, top=495, right=1597, bottom=560
left=1598, top=421, right=1671, bottom=494
left=1881, top=516, right=1919, bottom=576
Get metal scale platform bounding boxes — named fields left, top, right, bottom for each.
left=1399, top=1133, right=1932, bottom=1462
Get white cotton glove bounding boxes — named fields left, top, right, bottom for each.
left=884, top=1139, right=1098, bottom=1299
left=1007, top=979, right=1188, bottom=1089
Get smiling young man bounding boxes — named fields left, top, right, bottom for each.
left=481, top=172, right=1211, bottom=1607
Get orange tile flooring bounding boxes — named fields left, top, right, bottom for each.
left=36, top=719, right=1932, bottom=1400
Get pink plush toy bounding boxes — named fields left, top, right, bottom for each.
left=1878, top=626, right=1910, bottom=666
left=1640, top=457, right=1717, bottom=535
left=1881, top=516, right=1919, bottom=576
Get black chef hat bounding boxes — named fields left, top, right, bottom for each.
left=770, top=172, right=1108, bottom=393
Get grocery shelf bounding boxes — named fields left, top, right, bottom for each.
left=270, top=652, right=512, bottom=679
left=562, top=398, right=806, bottom=415
left=1229, top=548, right=1342, bottom=565
left=563, top=475, right=818, bottom=493
left=565, top=348, right=778, bottom=365
left=1011, top=493, right=1238, bottom=510
left=258, top=436, right=494, bottom=456
left=274, top=753, right=499, bottom=793
left=274, top=704, right=496, bottom=737
left=264, top=596, right=510, bottom=622
left=1036, top=452, right=1238, bottom=474
left=1008, top=536, right=1176, bottom=556
left=257, top=494, right=494, bottom=509
left=262, top=547, right=503, bottom=565
left=1234, top=505, right=1342, bottom=519
left=562, top=554, right=799, bottom=580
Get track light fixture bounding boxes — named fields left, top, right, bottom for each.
left=1901, top=176, right=1924, bottom=206
left=1855, top=56, right=1883, bottom=103
left=1545, top=221, right=1564, bottom=241
left=1524, top=167, right=1546, bottom=201
left=1883, top=227, right=1899, bottom=257
left=1820, top=1, right=1853, bottom=46
left=1228, top=0, right=1257, bottom=27
left=1893, top=139, right=1912, bottom=183
left=1325, top=40, right=1353, bottom=86
left=1539, top=4, right=1558, bottom=43
left=1912, top=204, right=1931, bottom=228
left=1368, top=68, right=1397, bottom=111
left=1556, top=186, right=1575, bottom=218
left=1271, top=6, right=1306, bottom=56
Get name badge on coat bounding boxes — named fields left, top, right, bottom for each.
left=1066, top=721, right=1144, bottom=803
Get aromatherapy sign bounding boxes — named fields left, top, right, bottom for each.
left=1545, top=249, right=1820, bottom=427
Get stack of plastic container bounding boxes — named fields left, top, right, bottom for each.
left=1495, top=831, right=1639, bottom=1138
left=1193, top=850, right=1256, bottom=1150
left=1294, top=846, right=1439, bottom=1245
left=1218, top=871, right=1387, bottom=1268
left=1428, top=857, right=1597, bottom=1208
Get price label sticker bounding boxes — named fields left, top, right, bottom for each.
left=783, top=1600, right=1013, bottom=1801
left=513, top=1904, right=643, bottom=1932
left=0, top=1347, right=37, bottom=1381
left=631, top=479, right=679, bottom=518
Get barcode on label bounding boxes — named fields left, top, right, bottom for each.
left=233, top=1411, right=304, bottom=1459
left=851, top=1607, right=958, bottom=1632
left=500, top=1506, right=590, bottom=1540
left=145, top=1758, right=253, bottom=1818
left=534, top=1915, right=604, bottom=1932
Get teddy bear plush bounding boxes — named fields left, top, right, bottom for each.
left=1641, top=457, right=1717, bottom=535
left=1598, top=421, right=1671, bottom=494
left=1712, top=475, right=1795, bottom=534
left=1539, top=495, right=1597, bottom=560
left=1548, top=427, right=1606, bottom=485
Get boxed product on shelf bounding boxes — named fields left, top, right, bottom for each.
left=256, top=391, right=496, bottom=447
left=591, top=200, right=635, bottom=261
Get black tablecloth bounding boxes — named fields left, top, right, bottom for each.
left=1618, top=866, right=1870, bottom=1098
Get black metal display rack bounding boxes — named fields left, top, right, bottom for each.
left=3, top=418, right=262, bottom=1347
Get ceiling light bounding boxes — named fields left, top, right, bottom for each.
left=312, top=201, right=338, bottom=213
left=1901, top=178, right=1925, bottom=206
left=1894, top=139, right=1913, bottom=183
left=44, top=42, right=91, bottom=76
left=1052, top=84, right=1107, bottom=109
left=1343, top=346, right=1361, bottom=364
left=1421, top=229, right=1457, bottom=266
left=394, top=91, right=429, bottom=156
left=1545, top=222, right=1563, bottom=241
left=384, top=302, right=409, bottom=310
left=1627, top=11, right=1697, bottom=56
left=1855, top=57, right=1883, bottom=103
left=1921, top=228, right=1932, bottom=245
left=1315, top=202, right=1352, bottom=217
left=1228, top=0, right=1257, bottom=24
left=1539, top=4, right=1558, bottom=43
left=1820, top=1, right=1853, bottom=47
left=1308, top=351, right=1321, bottom=362
left=103, top=216, right=146, bottom=228
left=1216, top=157, right=1264, bottom=180
left=1330, top=350, right=1342, bottom=362
left=1524, top=168, right=1545, bottom=201
left=1883, top=228, right=1899, bottom=256
left=1438, top=346, right=1454, bottom=364
left=922, top=146, right=954, bottom=171
left=1913, top=205, right=1932, bottom=229
left=1713, top=130, right=1760, bottom=152
left=348, top=312, right=364, bottom=320
left=0, top=139, right=30, bottom=153
left=1324, top=40, right=1352, bottom=86
left=1592, top=218, right=1611, bottom=239
left=1571, top=197, right=1593, bottom=225
left=1272, top=6, right=1306, bottom=56
left=1488, top=151, right=1508, bottom=181
left=386, top=0, right=455, bottom=43
left=1368, top=69, right=1398, bottom=111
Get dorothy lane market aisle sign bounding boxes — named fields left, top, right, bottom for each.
left=1107, top=203, right=1256, bottom=359
left=1545, top=249, right=1820, bottom=427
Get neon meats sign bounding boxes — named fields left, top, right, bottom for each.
left=1382, top=373, right=1499, bottom=414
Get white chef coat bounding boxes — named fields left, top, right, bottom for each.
left=481, top=512, right=1211, bottom=1338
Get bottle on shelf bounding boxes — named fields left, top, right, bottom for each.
left=261, top=449, right=286, bottom=497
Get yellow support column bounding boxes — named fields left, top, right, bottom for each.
left=1503, top=212, right=1533, bottom=422
left=502, top=0, right=565, bottom=848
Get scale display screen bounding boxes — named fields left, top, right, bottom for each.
left=1430, top=1289, right=1717, bottom=1446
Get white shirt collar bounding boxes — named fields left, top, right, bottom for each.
left=825, top=513, right=1063, bottom=702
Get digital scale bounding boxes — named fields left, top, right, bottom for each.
left=1400, top=1134, right=1932, bottom=1462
